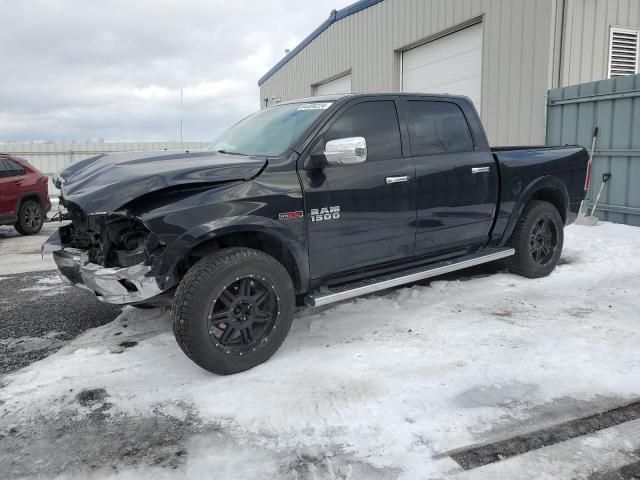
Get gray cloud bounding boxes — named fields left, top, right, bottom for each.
left=0, top=0, right=352, bottom=142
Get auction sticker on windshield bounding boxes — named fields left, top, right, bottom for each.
left=297, top=103, right=333, bottom=111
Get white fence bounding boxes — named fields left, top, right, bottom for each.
left=0, top=141, right=210, bottom=176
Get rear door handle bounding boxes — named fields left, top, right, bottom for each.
left=471, top=167, right=491, bottom=174
left=385, top=175, right=409, bottom=184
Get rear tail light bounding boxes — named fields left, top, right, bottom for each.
left=41, top=175, right=49, bottom=185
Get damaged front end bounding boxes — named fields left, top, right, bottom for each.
left=43, top=204, right=168, bottom=304
left=42, top=149, right=268, bottom=305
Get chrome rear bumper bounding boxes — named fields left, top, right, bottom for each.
left=50, top=246, right=164, bottom=305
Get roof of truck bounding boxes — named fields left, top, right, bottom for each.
left=275, top=92, right=472, bottom=106
left=277, top=94, right=352, bottom=105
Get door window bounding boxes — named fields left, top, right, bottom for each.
left=323, top=101, right=402, bottom=161
left=2, top=159, right=26, bottom=177
left=406, top=101, right=474, bottom=155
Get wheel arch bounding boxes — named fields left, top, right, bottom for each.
left=499, top=176, right=569, bottom=247
left=173, top=216, right=309, bottom=294
left=17, top=192, right=44, bottom=210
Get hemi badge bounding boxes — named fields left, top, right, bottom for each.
left=279, top=211, right=304, bottom=220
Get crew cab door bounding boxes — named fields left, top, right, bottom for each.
left=400, top=98, right=497, bottom=256
left=300, top=98, right=416, bottom=279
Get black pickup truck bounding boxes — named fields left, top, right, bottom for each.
left=44, top=93, right=588, bottom=374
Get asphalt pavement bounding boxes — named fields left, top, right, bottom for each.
left=0, top=269, right=121, bottom=374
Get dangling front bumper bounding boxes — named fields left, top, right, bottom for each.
left=43, top=230, right=164, bottom=305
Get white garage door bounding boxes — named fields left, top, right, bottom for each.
left=316, top=74, right=352, bottom=96
left=402, top=23, right=483, bottom=112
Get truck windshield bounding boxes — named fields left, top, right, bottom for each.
left=208, top=102, right=332, bottom=157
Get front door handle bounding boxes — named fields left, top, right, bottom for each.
left=471, top=167, right=491, bottom=174
left=385, top=175, right=409, bottom=184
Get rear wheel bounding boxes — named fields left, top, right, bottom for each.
left=14, top=200, right=44, bottom=235
left=172, top=247, right=295, bottom=375
left=506, top=200, right=563, bottom=278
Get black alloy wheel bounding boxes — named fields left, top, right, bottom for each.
left=172, top=247, right=295, bottom=375
left=529, top=215, right=559, bottom=266
left=208, top=275, right=279, bottom=355
left=506, top=200, right=564, bottom=278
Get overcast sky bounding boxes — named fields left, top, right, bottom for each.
left=0, top=0, right=353, bottom=143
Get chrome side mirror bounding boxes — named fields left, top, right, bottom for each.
left=324, top=137, right=367, bottom=166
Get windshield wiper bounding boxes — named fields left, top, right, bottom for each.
left=217, top=149, right=245, bottom=156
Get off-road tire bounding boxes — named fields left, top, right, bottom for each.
left=14, top=200, right=44, bottom=235
left=172, top=247, right=295, bottom=375
left=506, top=200, right=564, bottom=278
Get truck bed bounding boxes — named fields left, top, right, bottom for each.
left=489, top=144, right=589, bottom=243
left=491, top=145, right=569, bottom=152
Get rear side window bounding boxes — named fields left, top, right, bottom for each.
left=3, top=158, right=26, bottom=177
left=323, top=101, right=402, bottom=161
left=406, top=101, right=474, bottom=155
left=0, top=159, right=7, bottom=178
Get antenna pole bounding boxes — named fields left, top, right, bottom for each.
left=180, top=89, right=184, bottom=150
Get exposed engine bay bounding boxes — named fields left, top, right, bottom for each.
left=60, top=202, right=164, bottom=269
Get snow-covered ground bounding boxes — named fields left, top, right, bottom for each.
left=1, top=222, right=640, bottom=479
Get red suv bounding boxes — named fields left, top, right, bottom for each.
left=0, top=154, right=51, bottom=235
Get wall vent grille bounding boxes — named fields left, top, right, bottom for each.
left=608, top=27, right=640, bottom=78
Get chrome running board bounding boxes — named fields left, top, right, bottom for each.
left=304, top=248, right=515, bottom=307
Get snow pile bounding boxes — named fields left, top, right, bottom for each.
left=1, top=223, right=640, bottom=479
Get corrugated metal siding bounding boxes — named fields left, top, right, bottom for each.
left=560, top=0, right=640, bottom=86
left=546, top=74, right=640, bottom=226
left=0, top=141, right=209, bottom=175
left=259, top=0, right=556, bottom=145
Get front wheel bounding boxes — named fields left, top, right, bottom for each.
left=506, top=200, right=564, bottom=278
left=172, top=247, right=295, bottom=375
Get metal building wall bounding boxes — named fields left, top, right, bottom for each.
left=559, top=0, right=640, bottom=86
left=546, top=74, right=640, bottom=226
left=0, top=141, right=209, bottom=175
left=259, top=0, right=557, bottom=146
